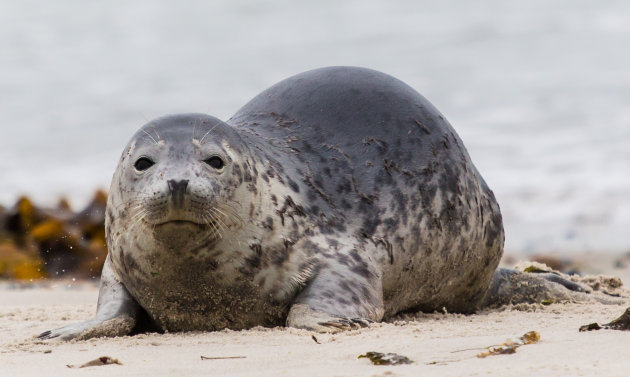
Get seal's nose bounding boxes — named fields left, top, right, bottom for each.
left=167, top=179, right=189, bottom=208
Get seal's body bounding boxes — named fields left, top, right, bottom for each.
left=40, top=67, right=562, bottom=341
left=228, top=67, right=504, bottom=319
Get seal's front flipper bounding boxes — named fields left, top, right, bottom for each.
left=286, top=304, right=373, bottom=333
left=286, top=244, right=384, bottom=333
left=38, top=257, right=142, bottom=341
left=482, top=267, right=592, bottom=308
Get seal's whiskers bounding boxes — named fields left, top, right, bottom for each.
left=141, top=129, right=159, bottom=145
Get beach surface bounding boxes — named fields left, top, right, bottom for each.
left=2, top=254, right=630, bottom=377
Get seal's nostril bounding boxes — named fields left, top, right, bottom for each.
left=167, top=180, right=189, bottom=207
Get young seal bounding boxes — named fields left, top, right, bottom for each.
left=39, top=67, right=585, bottom=340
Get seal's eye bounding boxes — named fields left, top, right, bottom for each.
left=204, top=156, right=224, bottom=170
left=134, top=157, right=155, bottom=171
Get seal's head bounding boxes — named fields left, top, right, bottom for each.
left=107, top=114, right=246, bottom=251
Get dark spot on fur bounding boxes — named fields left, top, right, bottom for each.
left=246, top=243, right=263, bottom=269
left=106, top=208, right=114, bottom=222
left=302, top=240, right=323, bottom=256
left=263, top=217, right=274, bottom=230
left=340, top=199, right=352, bottom=210
left=350, top=249, right=362, bottom=262
left=244, top=169, right=253, bottom=182
left=338, top=297, right=350, bottom=306
left=232, top=163, right=243, bottom=182
left=271, top=247, right=290, bottom=265
left=326, top=238, right=339, bottom=249
left=336, top=253, right=351, bottom=265
left=351, top=263, right=370, bottom=278
left=287, top=178, right=300, bottom=193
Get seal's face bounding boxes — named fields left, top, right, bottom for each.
left=109, top=114, right=245, bottom=251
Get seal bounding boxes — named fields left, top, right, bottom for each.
left=39, top=66, right=585, bottom=340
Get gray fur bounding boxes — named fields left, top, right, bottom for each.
left=39, top=67, right=577, bottom=341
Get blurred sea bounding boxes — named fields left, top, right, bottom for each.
left=1, top=0, right=629, bottom=253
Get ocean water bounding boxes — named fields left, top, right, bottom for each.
left=1, top=0, right=629, bottom=253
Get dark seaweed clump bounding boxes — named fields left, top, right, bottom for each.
left=580, top=307, right=630, bottom=332
left=0, top=191, right=107, bottom=280
left=358, top=352, right=413, bottom=365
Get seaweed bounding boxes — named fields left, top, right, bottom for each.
left=358, top=352, right=413, bottom=365
left=541, top=299, right=557, bottom=306
left=67, top=356, right=122, bottom=368
left=523, top=266, right=549, bottom=273
left=580, top=307, right=630, bottom=332
left=0, top=191, right=108, bottom=279
left=579, top=323, right=602, bottom=332
left=477, top=331, right=540, bottom=358
left=0, top=241, right=45, bottom=280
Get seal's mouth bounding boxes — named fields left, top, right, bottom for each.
left=156, top=220, right=210, bottom=228
left=151, top=218, right=221, bottom=247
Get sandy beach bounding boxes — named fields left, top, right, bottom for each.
left=2, top=254, right=630, bottom=377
